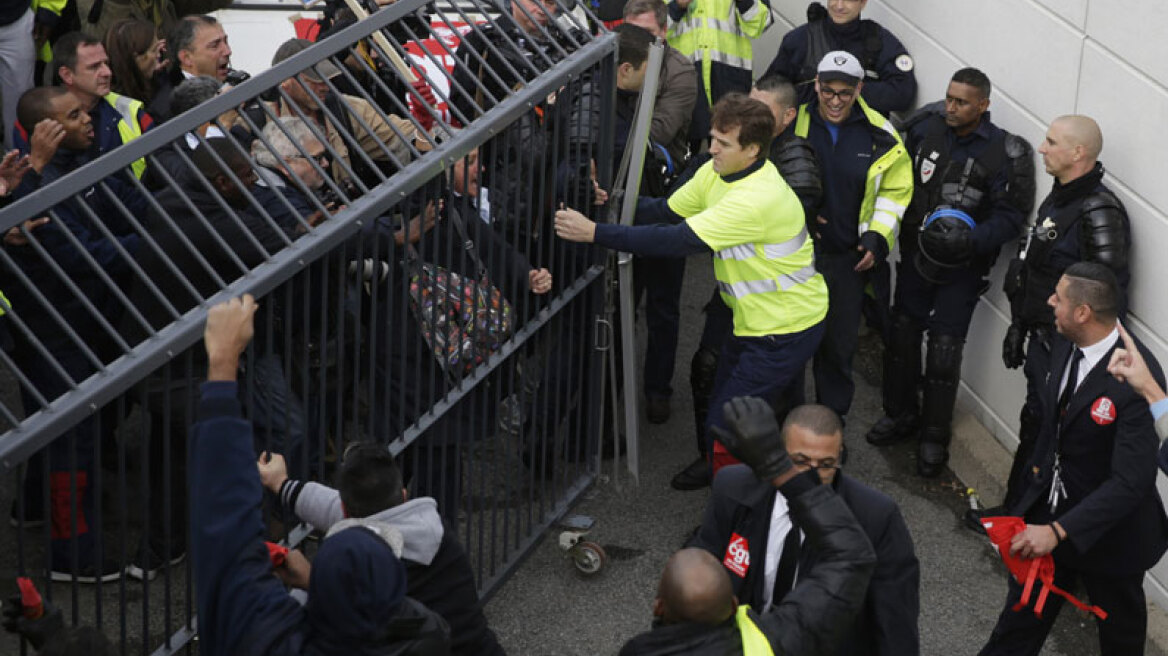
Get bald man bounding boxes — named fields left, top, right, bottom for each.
left=622, top=397, right=877, bottom=655
left=972, top=115, right=1133, bottom=523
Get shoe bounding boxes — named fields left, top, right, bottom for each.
left=916, top=442, right=949, bottom=478
left=9, top=498, right=45, bottom=529
left=125, top=543, right=187, bottom=581
left=646, top=397, right=671, bottom=424
left=50, top=558, right=123, bottom=583
left=670, top=457, right=711, bottom=491
left=865, top=414, right=917, bottom=447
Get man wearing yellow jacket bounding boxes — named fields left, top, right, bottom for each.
left=795, top=51, right=911, bottom=426
left=555, top=93, right=828, bottom=476
left=667, top=0, right=771, bottom=152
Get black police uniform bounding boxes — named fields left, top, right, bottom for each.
left=980, top=334, right=1168, bottom=655
left=673, top=129, right=822, bottom=489
left=866, top=106, right=1034, bottom=476
left=764, top=2, right=916, bottom=115
left=999, top=161, right=1130, bottom=505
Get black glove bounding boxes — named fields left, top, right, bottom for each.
left=708, top=396, right=793, bottom=482
left=1002, top=322, right=1027, bottom=369
left=2, top=594, right=64, bottom=650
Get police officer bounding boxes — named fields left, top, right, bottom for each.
left=865, top=68, right=1035, bottom=478
left=765, top=0, right=916, bottom=115
left=986, top=115, right=1131, bottom=515
left=675, top=74, right=821, bottom=490
left=796, top=51, right=912, bottom=427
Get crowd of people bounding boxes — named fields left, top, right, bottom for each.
left=2, top=0, right=1167, bottom=654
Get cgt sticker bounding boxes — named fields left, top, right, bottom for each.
left=724, top=533, right=750, bottom=577
left=1091, top=397, right=1116, bottom=425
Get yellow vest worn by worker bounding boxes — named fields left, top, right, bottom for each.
left=793, top=96, right=912, bottom=253
left=669, top=158, right=828, bottom=337
left=667, top=0, right=771, bottom=105
left=736, top=605, right=774, bottom=655
left=103, top=92, right=148, bottom=178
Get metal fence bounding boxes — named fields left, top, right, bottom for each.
left=0, top=1, right=619, bottom=652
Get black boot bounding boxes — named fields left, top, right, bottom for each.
left=674, top=346, right=719, bottom=491
left=867, top=313, right=923, bottom=446
left=917, top=333, right=963, bottom=477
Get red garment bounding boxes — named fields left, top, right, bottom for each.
left=265, top=541, right=289, bottom=568
left=981, top=516, right=1107, bottom=620
left=711, top=440, right=740, bottom=475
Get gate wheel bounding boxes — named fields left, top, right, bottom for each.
left=572, top=541, right=606, bottom=576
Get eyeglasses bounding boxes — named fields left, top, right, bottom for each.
left=296, top=151, right=332, bottom=169
left=818, top=86, right=856, bottom=102
left=790, top=454, right=840, bottom=471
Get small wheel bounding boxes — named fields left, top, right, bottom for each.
left=572, top=541, right=606, bottom=576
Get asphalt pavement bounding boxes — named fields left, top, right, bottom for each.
left=485, top=253, right=1168, bottom=656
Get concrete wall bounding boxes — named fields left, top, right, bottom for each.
left=752, top=0, right=1168, bottom=608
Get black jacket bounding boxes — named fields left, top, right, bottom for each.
left=691, top=466, right=919, bottom=656
left=1012, top=333, right=1168, bottom=576
left=680, top=469, right=877, bottom=656
left=619, top=618, right=745, bottom=655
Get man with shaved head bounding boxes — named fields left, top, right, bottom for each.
left=690, top=403, right=919, bottom=655
left=975, top=114, right=1132, bottom=525
left=621, top=396, right=878, bottom=654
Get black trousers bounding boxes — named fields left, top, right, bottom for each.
left=979, top=565, right=1147, bottom=656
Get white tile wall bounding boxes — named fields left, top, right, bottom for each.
left=747, top=0, right=1168, bottom=613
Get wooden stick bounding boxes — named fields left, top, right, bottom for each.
left=341, top=0, right=418, bottom=84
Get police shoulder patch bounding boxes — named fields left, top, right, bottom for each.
left=896, top=54, right=914, bottom=72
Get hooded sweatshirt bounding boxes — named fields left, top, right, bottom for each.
left=281, top=480, right=504, bottom=656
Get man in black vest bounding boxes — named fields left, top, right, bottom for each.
left=764, top=0, right=916, bottom=115
left=865, top=68, right=1034, bottom=477
left=984, top=115, right=1131, bottom=517
left=979, top=263, right=1168, bottom=655
left=690, top=404, right=920, bottom=655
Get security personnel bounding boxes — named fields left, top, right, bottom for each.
left=979, top=263, right=1168, bottom=655
left=13, top=31, right=152, bottom=177
left=765, top=0, right=916, bottom=115
left=796, top=51, right=911, bottom=426
left=667, top=0, right=771, bottom=152
left=865, top=68, right=1035, bottom=477
left=554, top=93, right=828, bottom=476
left=988, top=115, right=1130, bottom=515
left=676, top=74, right=822, bottom=490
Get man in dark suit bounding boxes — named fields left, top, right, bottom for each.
left=690, top=404, right=920, bottom=655
left=980, top=262, right=1168, bottom=655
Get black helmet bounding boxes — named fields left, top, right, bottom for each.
left=915, top=206, right=975, bottom=284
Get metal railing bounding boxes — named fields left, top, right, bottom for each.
left=0, top=1, right=618, bottom=652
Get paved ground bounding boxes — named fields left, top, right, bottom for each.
left=485, top=253, right=1168, bottom=655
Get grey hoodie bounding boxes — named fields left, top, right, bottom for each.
left=292, top=481, right=445, bottom=566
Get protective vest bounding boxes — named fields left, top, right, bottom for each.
left=735, top=605, right=774, bottom=656
left=104, top=92, right=147, bottom=178
left=793, top=96, right=911, bottom=253
left=31, top=0, right=68, bottom=63
left=0, top=288, right=9, bottom=317
left=904, top=112, right=1006, bottom=233
left=671, top=159, right=828, bottom=337
left=667, top=0, right=771, bottom=104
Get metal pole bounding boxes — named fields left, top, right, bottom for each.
left=613, top=40, right=664, bottom=483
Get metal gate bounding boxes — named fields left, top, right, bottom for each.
left=0, top=2, right=618, bottom=652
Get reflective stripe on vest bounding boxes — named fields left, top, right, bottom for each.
left=0, top=289, right=9, bottom=317
left=106, top=93, right=147, bottom=178
left=735, top=606, right=774, bottom=655
left=718, top=263, right=818, bottom=298
left=717, top=227, right=808, bottom=261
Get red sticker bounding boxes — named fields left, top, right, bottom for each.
left=1091, top=397, right=1116, bottom=425
left=723, top=533, right=750, bottom=577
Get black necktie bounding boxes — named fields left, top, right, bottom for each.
left=772, top=526, right=802, bottom=605
left=1057, top=348, right=1084, bottom=421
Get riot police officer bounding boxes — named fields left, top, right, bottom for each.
left=764, top=0, right=917, bottom=115
left=865, top=68, right=1035, bottom=478
left=989, top=114, right=1131, bottom=512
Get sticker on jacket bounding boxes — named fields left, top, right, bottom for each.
left=724, top=533, right=750, bottom=577
left=1090, top=397, right=1116, bottom=425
